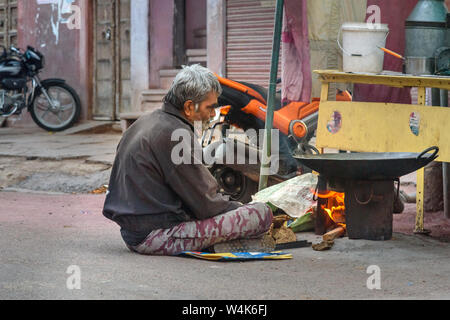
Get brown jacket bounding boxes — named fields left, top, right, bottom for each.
left=103, top=102, right=241, bottom=234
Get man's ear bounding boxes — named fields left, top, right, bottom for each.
left=183, top=100, right=195, bottom=118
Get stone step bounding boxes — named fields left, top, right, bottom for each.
left=120, top=87, right=169, bottom=131
left=186, top=49, right=206, bottom=66
left=138, top=89, right=166, bottom=116
left=140, top=89, right=167, bottom=102
left=119, top=111, right=145, bottom=132
left=159, top=69, right=180, bottom=77
left=193, top=28, right=206, bottom=48
left=186, top=48, right=207, bottom=57
left=141, top=100, right=162, bottom=113
left=120, top=111, right=145, bottom=120
left=159, top=69, right=181, bottom=89
left=187, top=56, right=207, bottom=65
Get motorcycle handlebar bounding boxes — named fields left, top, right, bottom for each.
left=9, top=46, right=22, bottom=55
left=5, top=46, right=25, bottom=62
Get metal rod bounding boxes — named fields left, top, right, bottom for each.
left=258, top=0, right=284, bottom=191
left=440, top=89, right=448, bottom=108
left=442, top=89, right=449, bottom=219
left=444, top=162, right=449, bottom=219
left=315, top=175, right=330, bottom=235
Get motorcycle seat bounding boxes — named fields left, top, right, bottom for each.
left=237, top=81, right=282, bottom=110
left=218, top=80, right=282, bottom=111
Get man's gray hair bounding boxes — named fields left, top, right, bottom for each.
left=164, top=64, right=222, bottom=110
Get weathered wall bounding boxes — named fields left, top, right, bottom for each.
left=14, top=0, right=91, bottom=127
left=206, top=0, right=226, bottom=76
left=130, top=0, right=150, bottom=110
left=185, top=0, right=206, bottom=49
left=149, top=0, right=175, bottom=88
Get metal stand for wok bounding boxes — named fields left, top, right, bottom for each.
left=314, top=70, right=450, bottom=234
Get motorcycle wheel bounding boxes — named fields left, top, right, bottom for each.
left=211, top=165, right=258, bottom=204
left=30, top=81, right=81, bottom=132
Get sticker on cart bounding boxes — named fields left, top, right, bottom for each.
left=409, top=112, right=420, bottom=136
left=327, top=111, right=342, bottom=134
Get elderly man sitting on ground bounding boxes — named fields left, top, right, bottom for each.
left=103, top=64, right=273, bottom=255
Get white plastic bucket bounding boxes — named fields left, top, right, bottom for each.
left=338, top=22, right=389, bottom=73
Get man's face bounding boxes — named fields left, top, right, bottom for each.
left=183, top=91, right=219, bottom=127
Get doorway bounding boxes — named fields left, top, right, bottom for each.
left=93, top=0, right=130, bottom=120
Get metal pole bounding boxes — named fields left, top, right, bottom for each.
left=258, top=0, right=284, bottom=191
left=444, top=162, right=449, bottom=218
left=442, top=89, right=449, bottom=218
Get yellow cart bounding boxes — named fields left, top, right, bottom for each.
left=314, top=70, right=450, bottom=233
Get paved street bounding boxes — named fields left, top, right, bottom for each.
left=0, top=125, right=449, bottom=300
left=1, top=191, right=450, bottom=300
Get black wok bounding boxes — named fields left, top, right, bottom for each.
left=294, top=146, right=439, bottom=180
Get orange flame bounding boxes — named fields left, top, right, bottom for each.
left=313, top=189, right=346, bottom=228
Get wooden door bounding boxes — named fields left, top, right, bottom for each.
left=93, top=0, right=130, bottom=120
left=0, top=0, right=18, bottom=48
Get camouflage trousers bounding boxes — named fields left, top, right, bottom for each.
left=127, top=202, right=273, bottom=256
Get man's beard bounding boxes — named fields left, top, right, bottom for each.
left=202, top=119, right=210, bottom=131
left=193, top=120, right=211, bottom=137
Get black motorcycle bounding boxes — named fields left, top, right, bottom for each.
left=0, top=45, right=81, bottom=131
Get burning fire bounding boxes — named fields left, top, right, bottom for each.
left=314, top=190, right=346, bottom=228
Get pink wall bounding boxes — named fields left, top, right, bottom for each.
left=149, top=0, right=175, bottom=88
left=185, top=0, right=206, bottom=49
left=15, top=0, right=91, bottom=127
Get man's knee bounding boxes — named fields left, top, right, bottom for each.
left=241, top=202, right=273, bottom=231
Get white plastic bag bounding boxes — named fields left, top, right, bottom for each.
left=252, top=173, right=318, bottom=218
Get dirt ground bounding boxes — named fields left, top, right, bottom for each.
left=0, top=157, right=111, bottom=194
left=394, top=184, right=450, bottom=243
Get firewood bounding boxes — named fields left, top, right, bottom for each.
left=312, top=240, right=334, bottom=251
left=272, top=225, right=297, bottom=244
left=272, top=214, right=291, bottom=228
left=323, top=226, right=345, bottom=242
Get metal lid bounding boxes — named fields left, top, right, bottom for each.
left=406, top=0, right=447, bottom=25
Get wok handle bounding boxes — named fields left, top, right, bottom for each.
left=307, top=145, right=320, bottom=155
left=298, top=143, right=320, bottom=155
left=417, top=146, right=439, bottom=160
left=354, top=185, right=374, bottom=205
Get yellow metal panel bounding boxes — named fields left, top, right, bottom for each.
left=316, top=101, right=450, bottom=162
left=313, top=70, right=450, bottom=231
left=417, top=87, right=426, bottom=105
left=320, top=82, right=329, bottom=102
left=415, top=88, right=426, bottom=231
left=414, top=168, right=426, bottom=233
left=314, top=70, right=450, bottom=90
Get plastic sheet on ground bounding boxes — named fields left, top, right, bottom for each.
left=179, top=251, right=292, bottom=261
left=252, top=173, right=318, bottom=218
left=288, top=209, right=315, bottom=232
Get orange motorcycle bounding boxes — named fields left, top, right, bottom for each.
left=201, top=75, right=352, bottom=203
